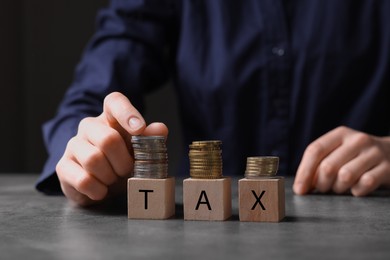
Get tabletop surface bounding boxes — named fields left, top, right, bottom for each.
left=1, top=174, right=390, bottom=260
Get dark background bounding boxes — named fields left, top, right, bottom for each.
left=0, top=0, right=182, bottom=174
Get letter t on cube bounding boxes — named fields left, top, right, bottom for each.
left=128, top=177, right=175, bottom=219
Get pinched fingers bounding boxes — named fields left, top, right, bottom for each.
left=77, top=117, right=133, bottom=177
left=56, top=156, right=108, bottom=202
left=59, top=182, right=97, bottom=207
left=55, top=92, right=165, bottom=206
left=66, top=136, right=117, bottom=185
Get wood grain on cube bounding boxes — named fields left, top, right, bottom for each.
left=183, top=177, right=231, bottom=221
left=239, top=177, right=285, bottom=222
left=128, top=177, right=175, bottom=219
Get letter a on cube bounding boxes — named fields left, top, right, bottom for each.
left=183, top=177, right=231, bottom=221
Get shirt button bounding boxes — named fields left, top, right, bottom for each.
left=272, top=47, right=285, bottom=56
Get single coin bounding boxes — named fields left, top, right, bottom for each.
left=191, top=140, right=222, bottom=145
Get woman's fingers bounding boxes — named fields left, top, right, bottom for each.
left=294, top=126, right=390, bottom=197
left=78, top=118, right=133, bottom=178
left=56, top=156, right=108, bottom=201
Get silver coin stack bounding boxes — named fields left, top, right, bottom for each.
left=131, top=136, right=168, bottom=179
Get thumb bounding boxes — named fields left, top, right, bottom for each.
left=102, top=92, right=146, bottom=136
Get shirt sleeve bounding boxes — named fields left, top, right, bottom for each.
left=36, top=0, right=177, bottom=194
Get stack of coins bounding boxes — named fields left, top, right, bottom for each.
left=189, top=140, right=223, bottom=179
left=245, top=156, right=279, bottom=178
left=131, top=136, right=168, bottom=179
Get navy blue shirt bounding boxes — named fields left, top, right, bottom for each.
left=37, top=0, right=390, bottom=193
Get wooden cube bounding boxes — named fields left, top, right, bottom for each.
left=183, top=177, right=232, bottom=221
left=127, top=177, right=175, bottom=219
left=239, top=177, right=285, bottom=222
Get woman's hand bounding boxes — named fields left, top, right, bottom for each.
left=294, top=126, right=390, bottom=196
left=56, top=92, right=168, bottom=206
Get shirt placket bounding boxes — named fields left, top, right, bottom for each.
left=258, top=0, right=292, bottom=175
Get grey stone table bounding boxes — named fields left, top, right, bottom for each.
left=1, top=174, right=390, bottom=260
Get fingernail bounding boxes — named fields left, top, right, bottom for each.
left=129, top=117, right=142, bottom=130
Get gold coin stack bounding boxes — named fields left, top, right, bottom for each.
left=245, top=156, right=279, bottom=178
left=189, top=140, right=223, bottom=179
